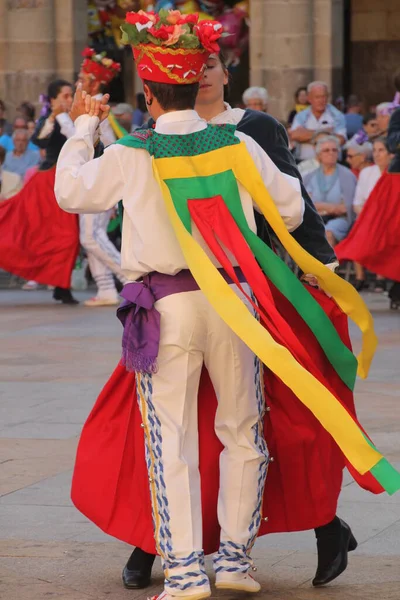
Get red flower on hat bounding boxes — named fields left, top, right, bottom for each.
left=148, top=24, right=174, bottom=42
left=126, top=10, right=158, bottom=26
left=82, top=47, right=96, bottom=58
left=178, top=13, right=199, bottom=26
left=194, top=21, right=223, bottom=54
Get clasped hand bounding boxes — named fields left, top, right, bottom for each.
left=69, top=83, right=110, bottom=123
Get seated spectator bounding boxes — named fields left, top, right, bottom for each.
left=297, top=131, right=328, bottom=177
left=287, top=86, right=309, bottom=125
left=242, top=86, right=269, bottom=112
left=0, top=99, right=12, bottom=136
left=353, top=138, right=393, bottom=215
left=17, top=101, right=36, bottom=123
left=345, top=141, right=373, bottom=178
left=112, top=103, right=134, bottom=134
left=350, top=137, right=393, bottom=290
left=345, top=95, right=363, bottom=138
left=376, top=102, right=397, bottom=137
left=0, top=145, right=22, bottom=200
left=0, top=116, right=38, bottom=152
left=303, top=135, right=357, bottom=247
left=347, top=112, right=379, bottom=146
left=3, top=129, right=40, bottom=178
left=290, top=81, right=347, bottom=162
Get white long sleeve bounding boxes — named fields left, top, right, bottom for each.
left=37, top=113, right=75, bottom=140
left=235, top=131, right=304, bottom=232
left=55, top=114, right=125, bottom=214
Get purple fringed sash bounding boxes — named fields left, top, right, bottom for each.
left=117, top=268, right=245, bottom=373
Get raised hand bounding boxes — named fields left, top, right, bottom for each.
left=84, top=93, right=111, bottom=123
left=69, top=83, right=88, bottom=123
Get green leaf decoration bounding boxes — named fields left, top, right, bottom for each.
left=179, top=34, right=200, bottom=49
left=120, top=23, right=140, bottom=46
left=147, top=33, right=162, bottom=45
left=158, top=9, right=170, bottom=25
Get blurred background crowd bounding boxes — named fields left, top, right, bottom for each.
left=0, top=0, right=399, bottom=297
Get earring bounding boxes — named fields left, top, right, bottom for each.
left=146, top=97, right=153, bottom=107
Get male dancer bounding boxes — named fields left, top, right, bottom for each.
left=56, top=12, right=307, bottom=598
left=76, top=48, right=128, bottom=306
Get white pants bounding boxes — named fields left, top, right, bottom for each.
left=79, top=212, right=128, bottom=300
left=136, top=286, right=269, bottom=596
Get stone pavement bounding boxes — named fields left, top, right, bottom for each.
left=0, top=289, right=399, bottom=600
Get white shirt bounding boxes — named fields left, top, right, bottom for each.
left=55, top=110, right=304, bottom=282
left=353, top=164, right=382, bottom=209
left=291, top=104, right=347, bottom=160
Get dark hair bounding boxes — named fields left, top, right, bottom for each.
left=347, top=94, right=360, bottom=108
left=137, top=93, right=147, bottom=114
left=47, top=79, right=72, bottom=100
left=295, top=86, right=307, bottom=101
left=143, top=80, right=199, bottom=111
left=0, top=145, right=5, bottom=165
left=0, top=99, right=5, bottom=112
left=363, top=112, right=376, bottom=125
left=18, top=101, right=35, bottom=121
left=373, top=136, right=389, bottom=150
left=394, top=70, right=400, bottom=93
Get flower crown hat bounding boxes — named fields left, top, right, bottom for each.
left=81, top=47, right=122, bottom=85
left=120, top=9, right=224, bottom=85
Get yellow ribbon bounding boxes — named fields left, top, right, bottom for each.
left=154, top=143, right=378, bottom=379
left=151, top=145, right=381, bottom=475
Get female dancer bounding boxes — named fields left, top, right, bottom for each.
left=336, top=124, right=400, bottom=308
left=0, top=80, right=79, bottom=303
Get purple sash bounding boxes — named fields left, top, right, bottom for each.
left=117, top=268, right=245, bottom=373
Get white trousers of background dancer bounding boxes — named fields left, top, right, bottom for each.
left=136, top=285, right=269, bottom=598
left=79, top=209, right=128, bottom=305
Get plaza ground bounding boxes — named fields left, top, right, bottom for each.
left=0, top=289, right=399, bottom=600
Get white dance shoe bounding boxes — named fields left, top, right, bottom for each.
left=215, top=570, right=261, bottom=593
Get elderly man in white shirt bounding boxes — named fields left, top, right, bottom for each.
left=290, top=81, right=347, bottom=161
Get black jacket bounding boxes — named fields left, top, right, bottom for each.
left=31, top=115, right=67, bottom=171
left=237, top=110, right=336, bottom=264
left=387, top=107, right=400, bottom=174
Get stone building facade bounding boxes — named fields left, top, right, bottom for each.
left=0, top=0, right=87, bottom=115
left=0, top=0, right=399, bottom=121
left=251, top=0, right=400, bottom=118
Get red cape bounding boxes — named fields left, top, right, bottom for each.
left=71, top=287, right=381, bottom=555
left=336, top=172, right=400, bottom=281
left=0, top=168, right=79, bottom=288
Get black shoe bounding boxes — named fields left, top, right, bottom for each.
left=53, top=287, right=79, bottom=305
left=122, top=547, right=156, bottom=590
left=313, top=518, right=357, bottom=587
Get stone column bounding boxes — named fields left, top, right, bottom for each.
left=54, top=0, right=88, bottom=85
left=0, top=0, right=6, bottom=96
left=250, top=0, right=314, bottom=119
left=3, top=0, right=56, bottom=115
left=313, top=0, right=344, bottom=99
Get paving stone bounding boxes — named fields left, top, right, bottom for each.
left=0, top=290, right=399, bottom=600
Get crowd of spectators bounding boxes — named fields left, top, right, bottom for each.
left=1, top=77, right=397, bottom=292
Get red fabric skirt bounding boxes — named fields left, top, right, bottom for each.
left=71, top=287, right=376, bottom=555
left=0, top=168, right=79, bottom=288
left=336, top=172, right=400, bottom=281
